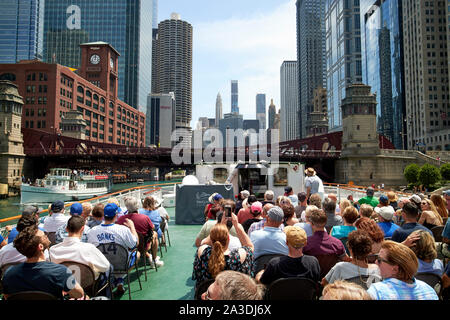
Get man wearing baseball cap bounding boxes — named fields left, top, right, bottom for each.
left=87, top=202, right=139, bottom=295
left=250, top=206, right=289, bottom=265
left=43, top=200, right=70, bottom=233
left=55, top=202, right=91, bottom=244
left=256, top=226, right=320, bottom=285
left=375, top=206, right=400, bottom=238
left=356, top=187, right=379, bottom=208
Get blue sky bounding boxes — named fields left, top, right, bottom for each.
left=157, top=0, right=297, bottom=128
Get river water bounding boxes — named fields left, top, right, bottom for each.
left=0, top=180, right=176, bottom=221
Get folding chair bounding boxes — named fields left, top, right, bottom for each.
left=264, top=277, right=320, bottom=300
left=60, top=261, right=109, bottom=298
left=160, top=217, right=171, bottom=247
left=6, top=291, right=58, bottom=300
left=253, top=254, right=285, bottom=274
left=314, top=254, right=340, bottom=279
left=97, top=243, right=142, bottom=300
left=194, top=279, right=215, bottom=300
left=415, top=272, right=443, bottom=295
left=137, top=233, right=157, bottom=281
left=431, top=226, right=444, bottom=243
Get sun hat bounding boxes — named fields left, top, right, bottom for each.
left=305, top=167, right=316, bottom=176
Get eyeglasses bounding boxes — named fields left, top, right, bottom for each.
left=420, top=202, right=427, bottom=205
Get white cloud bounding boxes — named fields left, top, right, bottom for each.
left=192, top=0, right=297, bottom=123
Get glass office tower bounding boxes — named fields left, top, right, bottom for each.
left=0, top=0, right=44, bottom=64
left=362, top=0, right=404, bottom=149
left=43, top=0, right=152, bottom=110
left=256, top=93, right=266, bottom=129
left=231, top=80, right=239, bottom=114
left=325, top=0, right=363, bottom=131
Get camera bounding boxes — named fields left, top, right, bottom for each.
left=224, top=205, right=232, bottom=217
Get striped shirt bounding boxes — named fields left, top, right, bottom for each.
left=367, top=277, right=439, bottom=300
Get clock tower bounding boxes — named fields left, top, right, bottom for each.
left=79, top=42, right=120, bottom=98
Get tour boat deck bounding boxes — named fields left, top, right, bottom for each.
left=116, top=206, right=202, bottom=300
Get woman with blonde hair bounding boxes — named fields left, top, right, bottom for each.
left=192, top=211, right=254, bottom=283
left=338, top=199, right=351, bottom=216
left=430, top=194, right=448, bottom=220
left=407, top=230, right=444, bottom=276
left=367, top=241, right=438, bottom=300
left=322, top=280, right=372, bottom=300
left=419, top=198, right=443, bottom=229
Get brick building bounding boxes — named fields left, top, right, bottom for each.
left=0, top=42, right=146, bottom=147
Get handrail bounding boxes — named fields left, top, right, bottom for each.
left=0, top=181, right=180, bottom=225
left=323, top=182, right=413, bottom=197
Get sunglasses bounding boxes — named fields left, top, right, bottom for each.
left=376, top=257, right=393, bottom=265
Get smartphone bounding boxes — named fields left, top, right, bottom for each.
left=224, top=205, right=232, bottom=217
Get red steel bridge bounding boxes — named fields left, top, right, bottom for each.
left=22, top=128, right=395, bottom=181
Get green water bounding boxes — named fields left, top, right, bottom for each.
left=0, top=180, right=179, bottom=221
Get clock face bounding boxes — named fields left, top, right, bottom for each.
left=110, top=58, right=114, bottom=69
left=90, top=54, right=100, bottom=65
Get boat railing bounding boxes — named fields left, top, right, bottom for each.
left=0, top=182, right=179, bottom=240
left=322, top=182, right=413, bottom=202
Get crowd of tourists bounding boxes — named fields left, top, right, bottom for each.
left=0, top=195, right=170, bottom=299
left=193, top=167, right=450, bottom=300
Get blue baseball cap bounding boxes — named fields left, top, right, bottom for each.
left=104, top=203, right=119, bottom=218
left=213, top=194, right=223, bottom=201
left=70, top=202, right=83, bottom=215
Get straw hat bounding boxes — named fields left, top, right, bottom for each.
left=387, top=191, right=398, bottom=203
left=305, top=167, right=316, bottom=176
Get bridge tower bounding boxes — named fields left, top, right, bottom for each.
left=0, top=80, right=25, bottom=189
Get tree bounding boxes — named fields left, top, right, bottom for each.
left=440, top=163, right=450, bottom=181
left=404, top=163, right=420, bottom=184
left=418, top=164, right=441, bottom=188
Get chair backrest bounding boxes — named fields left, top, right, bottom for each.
left=6, top=291, right=58, bottom=300
left=415, top=272, right=442, bottom=294
left=45, top=232, right=57, bottom=246
left=97, top=243, right=130, bottom=273
left=60, top=261, right=95, bottom=290
left=345, top=274, right=382, bottom=290
left=137, top=233, right=151, bottom=254
left=160, top=218, right=167, bottom=232
left=314, top=254, right=340, bottom=279
left=265, top=277, right=319, bottom=300
left=339, top=237, right=349, bottom=255
left=194, top=278, right=215, bottom=300
left=430, top=226, right=444, bottom=242
left=253, top=254, right=285, bottom=274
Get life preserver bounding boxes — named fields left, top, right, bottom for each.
left=293, top=165, right=298, bottom=172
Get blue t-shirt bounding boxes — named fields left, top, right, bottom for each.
left=3, top=261, right=76, bottom=298
left=391, top=223, right=433, bottom=243
left=138, top=209, right=162, bottom=238
left=330, top=225, right=356, bottom=239
left=8, top=226, right=46, bottom=244
left=0, top=233, right=4, bottom=243
left=418, top=259, right=444, bottom=276
left=377, top=221, right=400, bottom=238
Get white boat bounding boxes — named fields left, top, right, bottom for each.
left=20, top=168, right=113, bottom=204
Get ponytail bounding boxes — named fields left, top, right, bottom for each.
left=208, top=241, right=226, bottom=278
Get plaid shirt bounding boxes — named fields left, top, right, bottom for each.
left=367, top=277, right=439, bottom=300
left=247, top=219, right=284, bottom=237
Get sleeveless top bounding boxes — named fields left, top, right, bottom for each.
left=192, top=246, right=254, bottom=283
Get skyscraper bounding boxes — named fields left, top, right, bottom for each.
left=402, top=0, right=449, bottom=151
left=153, top=13, right=193, bottom=141
left=296, top=0, right=326, bottom=139
left=268, top=99, right=276, bottom=130
left=215, top=93, right=223, bottom=127
left=43, top=0, right=153, bottom=110
left=362, top=0, right=405, bottom=149
left=325, top=0, right=363, bottom=131
left=280, top=61, right=299, bottom=141
left=256, top=93, right=266, bottom=129
left=0, top=0, right=44, bottom=64
left=231, top=80, right=239, bottom=114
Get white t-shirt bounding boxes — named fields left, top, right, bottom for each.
left=43, top=213, right=70, bottom=232
left=49, top=237, right=110, bottom=279
left=0, top=243, right=26, bottom=267
left=228, top=235, right=242, bottom=251
left=87, top=223, right=137, bottom=250
left=325, top=261, right=381, bottom=284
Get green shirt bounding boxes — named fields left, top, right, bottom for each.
left=358, top=196, right=379, bottom=208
